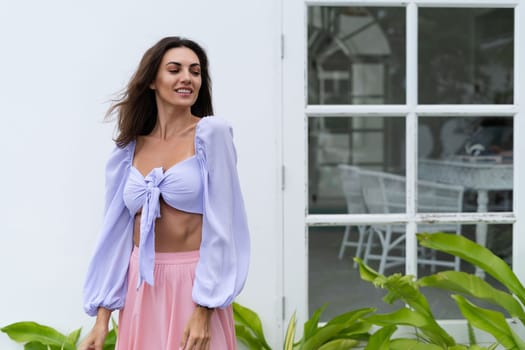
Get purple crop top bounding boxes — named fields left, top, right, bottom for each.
left=125, top=156, right=204, bottom=216
left=83, top=116, right=250, bottom=316
left=124, top=151, right=204, bottom=288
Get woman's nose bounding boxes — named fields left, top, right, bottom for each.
left=180, top=69, right=191, bottom=82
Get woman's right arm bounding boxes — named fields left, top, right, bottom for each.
left=83, top=144, right=134, bottom=316
left=79, top=308, right=112, bottom=350
left=81, top=145, right=133, bottom=350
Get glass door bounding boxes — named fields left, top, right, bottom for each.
left=282, top=0, right=523, bottom=339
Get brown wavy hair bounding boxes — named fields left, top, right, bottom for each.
left=107, top=37, right=214, bottom=147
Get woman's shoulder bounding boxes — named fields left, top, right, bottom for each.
left=111, top=140, right=134, bottom=157
left=106, top=140, right=134, bottom=169
left=196, top=116, right=233, bottom=142
left=197, top=115, right=232, bottom=132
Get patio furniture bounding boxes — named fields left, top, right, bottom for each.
left=358, top=168, right=464, bottom=274
left=419, top=157, right=513, bottom=277
left=337, top=165, right=369, bottom=266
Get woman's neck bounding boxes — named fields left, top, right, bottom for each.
left=152, top=105, right=196, bottom=140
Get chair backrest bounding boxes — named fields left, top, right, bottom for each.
left=358, top=168, right=464, bottom=214
left=358, top=169, right=405, bottom=214
left=417, top=179, right=464, bottom=213
left=418, top=179, right=464, bottom=233
left=419, top=124, right=433, bottom=158
left=337, top=164, right=367, bottom=214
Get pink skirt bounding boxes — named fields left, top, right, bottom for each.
left=116, top=248, right=237, bottom=350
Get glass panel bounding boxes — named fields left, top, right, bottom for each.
left=417, top=224, right=512, bottom=319
left=418, top=117, right=513, bottom=213
left=308, top=6, right=406, bottom=104
left=308, top=117, right=405, bottom=214
left=419, top=8, right=514, bottom=104
left=309, top=226, right=403, bottom=321
left=310, top=223, right=512, bottom=321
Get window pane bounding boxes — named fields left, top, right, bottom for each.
left=309, top=226, right=402, bottom=322
left=309, top=117, right=405, bottom=214
left=308, top=7, right=406, bottom=104
left=418, top=117, right=513, bottom=213
left=419, top=8, right=514, bottom=104
left=310, top=224, right=512, bottom=321
left=417, top=225, right=512, bottom=319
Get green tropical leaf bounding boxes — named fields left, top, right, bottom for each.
left=65, top=328, right=81, bottom=346
left=454, top=346, right=492, bottom=350
left=284, top=312, right=296, bottom=350
left=467, top=321, right=476, bottom=347
left=302, top=323, right=356, bottom=350
left=299, top=308, right=373, bottom=349
left=355, top=258, right=433, bottom=319
left=233, top=302, right=271, bottom=350
left=390, top=338, right=444, bottom=350
left=303, top=304, right=327, bottom=342
left=103, top=329, right=117, bottom=350
left=452, top=294, right=525, bottom=349
left=0, top=322, right=75, bottom=350
left=347, top=324, right=374, bottom=339
left=103, top=342, right=116, bottom=350
left=111, top=317, right=118, bottom=337
left=419, top=271, right=525, bottom=323
left=102, top=317, right=118, bottom=350
left=354, top=257, right=381, bottom=283
left=356, top=256, right=457, bottom=347
left=365, top=308, right=455, bottom=347
left=325, top=308, right=375, bottom=326
left=24, top=342, right=51, bottom=350
left=364, top=325, right=396, bottom=350
left=235, top=324, right=268, bottom=350
left=417, top=233, right=525, bottom=305
left=317, top=338, right=360, bottom=349
left=328, top=321, right=371, bottom=341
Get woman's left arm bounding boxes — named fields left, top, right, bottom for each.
left=192, top=116, right=251, bottom=308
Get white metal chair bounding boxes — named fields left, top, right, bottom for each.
left=337, top=165, right=369, bottom=265
left=419, top=124, right=434, bottom=159
left=358, top=169, right=464, bottom=274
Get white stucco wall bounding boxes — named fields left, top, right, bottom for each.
left=0, top=0, right=283, bottom=348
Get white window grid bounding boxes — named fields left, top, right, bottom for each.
left=304, top=0, right=525, bottom=276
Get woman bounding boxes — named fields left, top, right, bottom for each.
left=80, top=37, right=250, bottom=350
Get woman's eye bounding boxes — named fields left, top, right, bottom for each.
left=191, top=70, right=201, bottom=76
left=169, top=70, right=179, bottom=74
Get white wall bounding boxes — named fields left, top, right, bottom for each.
left=0, top=0, right=283, bottom=348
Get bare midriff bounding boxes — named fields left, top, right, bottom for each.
left=133, top=198, right=203, bottom=252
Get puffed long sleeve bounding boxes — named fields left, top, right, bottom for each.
left=83, top=144, right=134, bottom=316
left=193, top=117, right=250, bottom=308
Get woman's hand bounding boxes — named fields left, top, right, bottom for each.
left=78, top=323, right=108, bottom=350
left=180, top=305, right=213, bottom=350
left=78, top=308, right=111, bottom=350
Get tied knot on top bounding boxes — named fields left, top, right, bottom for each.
left=137, top=167, right=164, bottom=288
left=144, top=167, right=164, bottom=220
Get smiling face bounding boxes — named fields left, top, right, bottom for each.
left=150, top=46, right=202, bottom=112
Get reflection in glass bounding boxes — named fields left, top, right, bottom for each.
left=309, top=224, right=512, bottom=321
left=308, top=7, right=406, bottom=104
left=418, top=117, right=513, bottom=212
left=419, top=8, right=514, bottom=104
left=417, top=225, right=512, bottom=319
left=308, top=117, right=405, bottom=214
left=309, top=226, right=401, bottom=321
